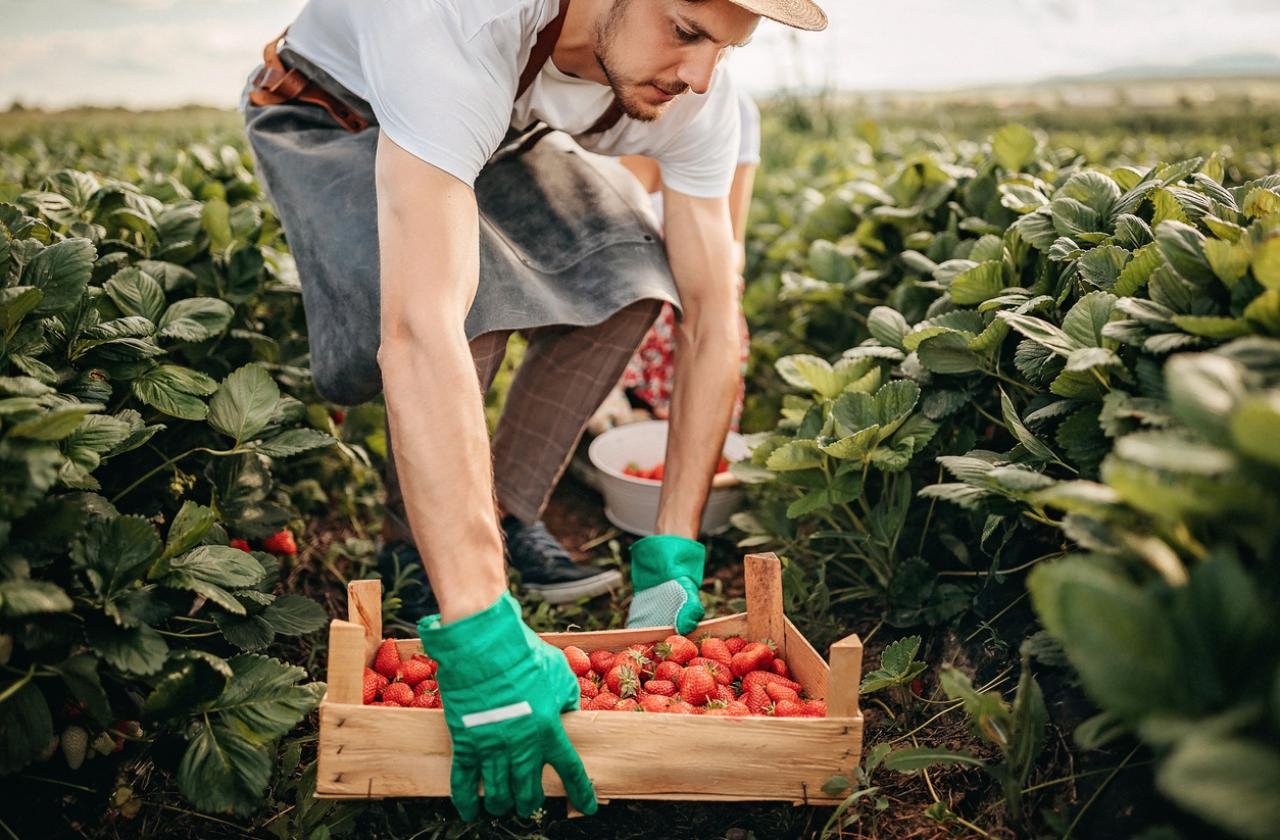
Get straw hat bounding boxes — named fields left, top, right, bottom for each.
left=728, top=0, right=828, bottom=31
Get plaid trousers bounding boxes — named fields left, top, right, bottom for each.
left=382, top=298, right=665, bottom=543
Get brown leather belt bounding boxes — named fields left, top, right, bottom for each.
left=249, top=0, right=622, bottom=137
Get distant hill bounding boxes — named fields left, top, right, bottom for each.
left=1039, top=52, right=1280, bottom=85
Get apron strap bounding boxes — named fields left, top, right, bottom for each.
left=517, top=0, right=625, bottom=137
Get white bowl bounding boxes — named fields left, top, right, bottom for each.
left=586, top=420, right=750, bottom=537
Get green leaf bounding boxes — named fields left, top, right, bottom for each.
left=819, top=426, right=879, bottom=460
left=786, top=489, right=830, bottom=520
left=161, top=500, right=216, bottom=561
left=262, top=595, right=328, bottom=636
left=201, top=199, right=233, bottom=254
left=208, top=365, right=280, bottom=444
left=1077, top=245, right=1130, bottom=291
left=0, top=287, right=44, bottom=334
left=132, top=364, right=219, bottom=421
left=0, top=579, right=74, bottom=617
left=1170, top=315, right=1252, bottom=339
left=1114, top=244, right=1164, bottom=296
left=998, top=312, right=1078, bottom=356
left=256, top=429, right=336, bottom=459
left=163, top=545, right=267, bottom=615
left=867, top=306, right=909, bottom=350
left=1000, top=388, right=1063, bottom=465
left=158, top=297, right=235, bottom=343
left=1156, top=220, right=1216, bottom=284
left=884, top=746, right=987, bottom=774
left=1229, top=392, right=1280, bottom=468
left=215, top=610, right=276, bottom=651
left=104, top=267, right=166, bottom=323
left=0, top=682, right=53, bottom=774
left=1204, top=237, right=1253, bottom=287
left=7, top=406, right=94, bottom=441
left=178, top=720, right=273, bottom=816
left=143, top=651, right=234, bottom=721
left=209, top=654, right=320, bottom=739
left=1252, top=235, right=1280, bottom=290
left=1062, top=291, right=1118, bottom=348
left=89, top=619, right=168, bottom=676
left=49, top=653, right=111, bottom=726
left=992, top=124, right=1037, bottom=172
left=949, top=261, right=1007, bottom=305
left=1156, top=735, right=1280, bottom=840
left=23, top=238, right=95, bottom=316
left=765, top=440, right=822, bottom=472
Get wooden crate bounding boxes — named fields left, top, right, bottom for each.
left=316, top=553, right=864, bottom=805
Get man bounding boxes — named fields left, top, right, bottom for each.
left=241, top=0, right=826, bottom=820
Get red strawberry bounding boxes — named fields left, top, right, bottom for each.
left=765, top=682, right=800, bottom=703
left=640, top=694, right=673, bottom=713
left=373, top=639, right=402, bottom=679
left=724, top=636, right=747, bottom=655
left=741, top=670, right=802, bottom=695
left=910, top=678, right=925, bottom=697
left=381, top=682, right=413, bottom=706
left=730, top=641, right=776, bottom=677
left=578, top=677, right=599, bottom=699
left=770, top=659, right=791, bottom=678
left=229, top=538, right=251, bottom=552
left=654, top=661, right=685, bottom=683
left=331, top=409, right=346, bottom=424
left=263, top=528, right=297, bottom=557
left=716, top=457, right=730, bottom=474
left=772, top=699, right=805, bottom=718
left=589, top=649, right=616, bottom=674
left=667, top=699, right=695, bottom=714
left=802, top=699, right=827, bottom=718
left=715, top=684, right=737, bottom=704
left=643, top=679, right=677, bottom=697
left=621, top=647, right=655, bottom=679
left=413, top=679, right=438, bottom=696
left=399, top=655, right=434, bottom=687
left=605, top=664, right=640, bottom=698
left=563, top=646, right=592, bottom=677
left=699, top=636, right=732, bottom=666
left=587, top=692, right=620, bottom=711
left=743, top=685, right=771, bottom=715
left=656, top=634, right=698, bottom=664
left=363, top=668, right=388, bottom=704
left=678, top=665, right=717, bottom=706
left=410, top=692, right=436, bottom=709
left=615, top=698, right=640, bottom=712
left=687, top=657, right=732, bottom=685
left=650, top=462, right=665, bottom=480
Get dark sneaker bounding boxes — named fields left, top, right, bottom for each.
left=501, top=515, right=622, bottom=604
left=376, top=540, right=438, bottom=622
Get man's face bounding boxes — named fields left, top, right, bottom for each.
left=595, top=0, right=759, bottom=122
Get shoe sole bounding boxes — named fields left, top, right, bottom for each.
left=522, top=569, right=624, bottom=605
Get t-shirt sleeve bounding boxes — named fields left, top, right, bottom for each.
left=354, top=1, right=518, bottom=187
left=652, top=68, right=741, bottom=199
left=737, top=91, right=761, bottom=166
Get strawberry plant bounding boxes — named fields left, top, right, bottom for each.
left=0, top=147, right=349, bottom=815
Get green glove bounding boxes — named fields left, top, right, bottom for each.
left=625, top=534, right=706, bottom=635
left=417, top=592, right=597, bottom=820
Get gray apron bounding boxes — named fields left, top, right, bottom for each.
left=239, top=48, right=679, bottom=406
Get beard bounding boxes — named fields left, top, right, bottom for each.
left=594, top=0, right=688, bottom=122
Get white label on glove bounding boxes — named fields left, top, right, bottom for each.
left=461, top=701, right=534, bottom=728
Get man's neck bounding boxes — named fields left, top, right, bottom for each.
left=550, top=0, right=610, bottom=86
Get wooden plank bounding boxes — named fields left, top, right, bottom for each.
left=827, top=633, right=863, bottom=719
left=390, top=613, right=752, bottom=661
left=347, top=579, right=383, bottom=666
left=316, top=701, right=862, bottom=803
left=325, top=620, right=368, bottom=706
left=782, top=617, right=828, bottom=699
left=744, top=553, right=785, bottom=656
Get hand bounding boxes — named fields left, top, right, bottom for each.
left=417, top=592, right=597, bottom=819
left=624, top=535, right=706, bottom=635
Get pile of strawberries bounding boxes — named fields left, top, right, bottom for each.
left=363, top=639, right=442, bottom=708
left=622, top=457, right=731, bottom=482
left=565, top=633, right=826, bottom=717
left=360, top=634, right=825, bottom=717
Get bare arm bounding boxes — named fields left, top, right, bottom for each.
left=374, top=132, right=506, bottom=622
left=727, top=162, right=758, bottom=275
left=656, top=187, right=742, bottom=538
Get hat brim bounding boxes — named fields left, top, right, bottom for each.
left=728, top=0, right=828, bottom=31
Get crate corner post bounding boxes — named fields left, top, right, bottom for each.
left=827, top=633, right=864, bottom=719
left=743, top=552, right=786, bottom=656
left=347, top=578, right=383, bottom=665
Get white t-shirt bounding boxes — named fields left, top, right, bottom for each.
left=284, top=0, right=741, bottom=198
left=649, top=89, right=760, bottom=224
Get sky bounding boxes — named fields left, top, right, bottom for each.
left=2, top=0, right=1280, bottom=109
